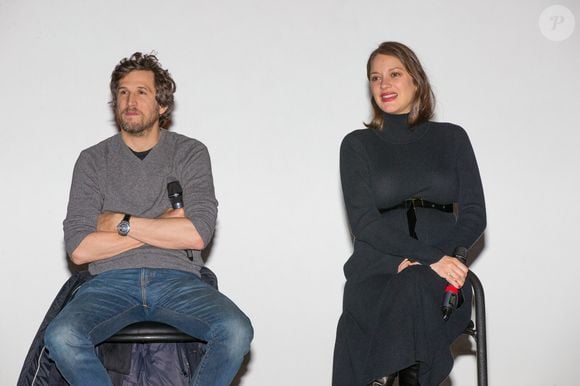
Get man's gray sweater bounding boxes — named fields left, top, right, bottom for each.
left=63, top=129, right=218, bottom=275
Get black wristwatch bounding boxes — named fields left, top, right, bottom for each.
left=116, top=214, right=131, bottom=236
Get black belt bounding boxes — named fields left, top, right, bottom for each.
left=379, top=198, right=454, bottom=239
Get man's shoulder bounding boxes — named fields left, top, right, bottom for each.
left=164, top=130, right=206, bottom=147
left=163, top=130, right=209, bottom=156
left=76, top=133, right=121, bottom=162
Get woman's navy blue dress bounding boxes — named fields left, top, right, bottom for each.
left=333, top=113, right=486, bottom=386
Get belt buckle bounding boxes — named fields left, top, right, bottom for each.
left=409, top=197, right=424, bottom=208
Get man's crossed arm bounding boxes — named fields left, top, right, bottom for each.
left=70, top=208, right=204, bottom=265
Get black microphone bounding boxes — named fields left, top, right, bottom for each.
left=441, top=246, right=467, bottom=321
left=167, top=180, right=193, bottom=261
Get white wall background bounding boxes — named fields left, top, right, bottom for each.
left=1, top=0, right=578, bottom=385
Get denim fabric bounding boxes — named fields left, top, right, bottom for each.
left=44, top=268, right=253, bottom=386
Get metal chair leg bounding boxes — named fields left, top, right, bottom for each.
left=467, top=271, right=488, bottom=386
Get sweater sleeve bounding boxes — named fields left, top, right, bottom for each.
left=340, top=133, right=446, bottom=264
left=63, top=150, right=103, bottom=257
left=180, top=142, right=218, bottom=248
left=434, top=128, right=486, bottom=255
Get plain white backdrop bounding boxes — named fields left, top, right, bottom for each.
left=1, top=0, right=579, bottom=385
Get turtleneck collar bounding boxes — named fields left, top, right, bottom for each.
left=375, top=112, right=430, bottom=144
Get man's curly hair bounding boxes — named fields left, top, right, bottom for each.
left=110, top=52, right=176, bottom=128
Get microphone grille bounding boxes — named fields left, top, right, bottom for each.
left=167, top=180, right=183, bottom=196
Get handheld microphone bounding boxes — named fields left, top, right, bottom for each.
left=167, top=180, right=193, bottom=261
left=441, top=246, right=467, bottom=321
left=167, top=181, right=184, bottom=209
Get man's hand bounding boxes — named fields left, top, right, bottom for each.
left=159, top=208, right=186, bottom=219
left=97, top=212, right=125, bottom=233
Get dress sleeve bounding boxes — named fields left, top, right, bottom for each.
left=434, top=128, right=486, bottom=255
left=180, top=142, right=218, bottom=247
left=340, top=134, right=445, bottom=264
left=63, top=151, right=103, bottom=257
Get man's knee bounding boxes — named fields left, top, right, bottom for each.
left=44, top=317, right=91, bottom=360
left=214, top=311, right=253, bottom=356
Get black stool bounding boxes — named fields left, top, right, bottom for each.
left=105, top=321, right=205, bottom=343
left=463, top=271, right=487, bottom=386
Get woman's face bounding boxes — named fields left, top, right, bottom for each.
left=369, top=54, right=417, bottom=115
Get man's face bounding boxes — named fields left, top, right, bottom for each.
left=115, top=70, right=167, bottom=135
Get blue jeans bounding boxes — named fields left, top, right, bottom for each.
left=44, top=268, right=253, bottom=386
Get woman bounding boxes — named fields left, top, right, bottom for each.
left=332, top=42, right=486, bottom=386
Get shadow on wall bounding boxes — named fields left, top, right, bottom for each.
left=467, top=233, right=485, bottom=268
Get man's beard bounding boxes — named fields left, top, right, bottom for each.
left=117, top=108, right=160, bottom=136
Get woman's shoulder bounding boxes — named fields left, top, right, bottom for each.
left=342, top=128, right=377, bottom=144
left=429, top=120, right=464, bottom=132
left=428, top=121, right=471, bottom=142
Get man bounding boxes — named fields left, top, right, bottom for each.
left=44, top=52, right=253, bottom=386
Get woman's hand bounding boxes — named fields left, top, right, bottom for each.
left=430, top=255, right=468, bottom=288
left=397, top=258, right=421, bottom=273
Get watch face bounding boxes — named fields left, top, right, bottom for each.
left=117, top=221, right=130, bottom=236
